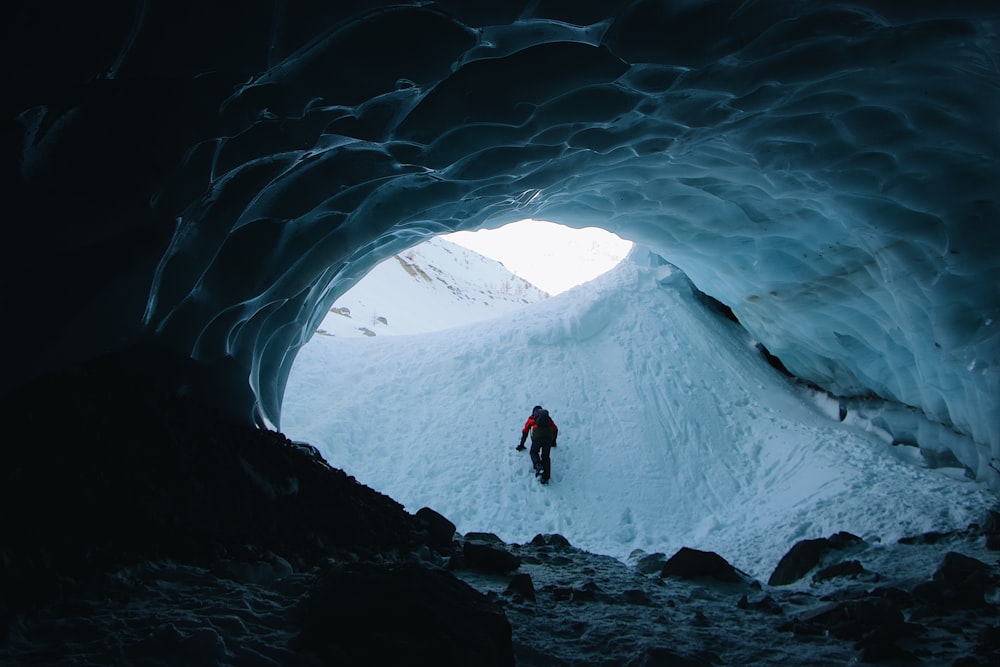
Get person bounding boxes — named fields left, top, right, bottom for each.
left=516, top=405, right=558, bottom=484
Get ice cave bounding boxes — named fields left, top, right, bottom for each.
left=3, top=1, right=999, bottom=664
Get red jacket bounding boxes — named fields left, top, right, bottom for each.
left=521, top=414, right=558, bottom=443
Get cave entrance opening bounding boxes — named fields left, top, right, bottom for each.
left=443, top=219, right=633, bottom=297
left=311, top=219, right=632, bottom=339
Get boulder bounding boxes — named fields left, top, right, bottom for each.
left=625, top=646, right=719, bottom=666
left=660, top=547, right=747, bottom=584
left=737, top=593, right=783, bottom=615
left=294, top=562, right=514, bottom=666
left=465, top=532, right=505, bottom=545
left=913, top=551, right=995, bottom=609
left=782, top=596, right=908, bottom=643
left=529, top=533, right=572, bottom=548
left=631, top=551, right=668, bottom=576
left=463, top=541, right=521, bottom=574
left=504, top=573, right=536, bottom=602
left=768, top=532, right=863, bottom=586
left=415, top=507, right=456, bottom=548
left=982, top=509, right=1000, bottom=550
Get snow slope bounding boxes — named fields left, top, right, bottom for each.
left=283, top=250, right=994, bottom=579
left=313, top=236, right=548, bottom=338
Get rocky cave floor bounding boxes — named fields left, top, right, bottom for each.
left=457, top=529, right=1000, bottom=666
left=3, top=523, right=999, bottom=666
left=1, top=365, right=998, bottom=666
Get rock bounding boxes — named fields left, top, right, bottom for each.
left=212, top=549, right=293, bottom=584
left=626, top=646, right=719, bottom=666
left=935, top=551, right=992, bottom=588
left=415, top=507, right=456, bottom=548
left=465, top=532, right=505, bottom=545
left=792, top=596, right=906, bottom=642
left=504, top=573, right=535, bottom=602
left=293, top=562, right=514, bottom=666
left=856, top=638, right=918, bottom=664
left=737, top=593, right=783, bottom=615
left=912, top=551, right=995, bottom=609
left=634, top=552, right=668, bottom=576
left=982, top=509, right=1000, bottom=535
left=628, top=646, right=722, bottom=667
left=974, top=623, right=1000, bottom=659
left=828, top=531, right=864, bottom=549
left=768, top=532, right=863, bottom=586
left=0, top=370, right=427, bottom=616
left=552, top=587, right=573, bottom=602
left=571, top=582, right=600, bottom=602
left=812, top=559, right=866, bottom=583
left=869, top=586, right=914, bottom=607
left=736, top=595, right=785, bottom=615
left=622, top=588, right=654, bottom=606
left=660, top=547, right=747, bottom=584
left=529, top=533, right=572, bottom=548
left=462, top=541, right=521, bottom=573
left=768, top=538, right=828, bottom=586
left=898, top=530, right=955, bottom=545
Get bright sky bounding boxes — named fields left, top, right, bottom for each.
left=444, top=219, right=633, bottom=295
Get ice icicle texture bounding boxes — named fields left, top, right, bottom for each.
left=4, top=1, right=999, bottom=486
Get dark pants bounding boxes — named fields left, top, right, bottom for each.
left=530, top=439, right=552, bottom=481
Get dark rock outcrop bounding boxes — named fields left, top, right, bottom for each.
left=462, top=540, right=521, bottom=574
left=779, top=594, right=915, bottom=654
left=504, top=573, right=536, bottom=602
left=660, top=547, right=748, bottom=584
left=293, top=561, right=514, bottom=666
left=984, top=510, right=1000, bottom=551
left=768, top=532, right=864, bottom=586
left=0, top=363, right=427, bottom=617
left=416, top=506, right=457, bottom=549
left=630, top=550, right=669, bottom=575
left=737, top=593, right=784, bottom=615
left=0, top=362, right=519, bottom=666
left=778, top=549, right=1000, bottom=665
left=529, top=533, right=572, bottom=549
left=912, top=551, right=996, bottom=610
left=465, top=532, right=506, bottom=545
left=625, top=646, right=720, bottom=667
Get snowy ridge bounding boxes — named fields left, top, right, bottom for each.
left=283, top=250, right=994, bottom=579
left=313, top=237, right=548, bottom=338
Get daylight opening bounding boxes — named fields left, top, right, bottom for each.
left=445, top=220, right=633, bottom=296
left=312, top=219, right=632, bottom=338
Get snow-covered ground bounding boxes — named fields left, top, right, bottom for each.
left=283, top=247, right=995, bottom=580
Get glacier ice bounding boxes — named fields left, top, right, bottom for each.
left=4, top=1, right=999, bottom=487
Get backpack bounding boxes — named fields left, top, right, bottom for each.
left=532, top=409, right=553, bottom=439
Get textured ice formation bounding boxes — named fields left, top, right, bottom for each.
left=5, top=1, right=998, bottom=485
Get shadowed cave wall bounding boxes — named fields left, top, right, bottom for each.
left=4, top=0, right=998, bottom=486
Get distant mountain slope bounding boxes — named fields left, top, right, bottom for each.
left=314, top=237, right=549, bottom=337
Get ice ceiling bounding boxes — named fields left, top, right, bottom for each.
left=6, top=1, right=998, bottom=485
